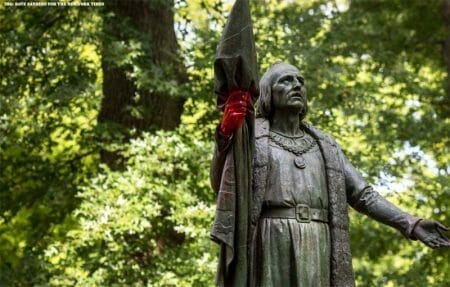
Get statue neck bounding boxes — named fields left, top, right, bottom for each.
left=270, top=110, right=302, bottom=137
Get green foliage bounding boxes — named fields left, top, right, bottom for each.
left=0, top=4, right=101, bottom=284
left=1, top=0, right=449, bottom=286
left=41, top=128, right=216, bottom=286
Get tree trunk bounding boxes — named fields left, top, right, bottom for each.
left=99, top=0, right=186, bottom=165
left=442, top=0, right=450, bottom=116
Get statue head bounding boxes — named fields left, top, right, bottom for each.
left=256, top=62, right=308, bottom=120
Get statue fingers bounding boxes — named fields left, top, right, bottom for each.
left=436, top=222, right=450, bottom=232
left=428, top=237, right=450, bottom=248
left=426, top=240, right=439, bottom=249
left=436, top=225, right=450, bottom=240
left=439, top=235, right=450, bottom=244
left=421, top=235, right=440, bottom=248
left=436, top=238, right=450, bottom=247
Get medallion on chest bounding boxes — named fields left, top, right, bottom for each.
left=269, top=130, right=317, bottom=169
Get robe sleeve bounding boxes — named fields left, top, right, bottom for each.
left=340, top=149, right=421, bottom=239
left=210, top=1, right=258, bottom=285
left=210, top=126, right=233, bottom=194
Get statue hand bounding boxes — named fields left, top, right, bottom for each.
left=220, top=89, right=252, bottom=136
left=412, top=219, right=450, bottom=248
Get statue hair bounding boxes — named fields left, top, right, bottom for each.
left=256, top=62, right=308, bottom=120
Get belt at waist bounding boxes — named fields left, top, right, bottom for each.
left=260, top=204, right=328, bottom=223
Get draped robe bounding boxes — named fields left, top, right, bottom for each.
left=211, top=117, right=420, bottom=287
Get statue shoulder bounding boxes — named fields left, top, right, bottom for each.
left=302, top=123, right=338, bottom=147
left=255, top=117, right=269, bottom=139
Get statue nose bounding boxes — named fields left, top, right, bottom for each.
left=293, top=77, right=302, bottom=88
left=293, top=81, right=302, bottom=90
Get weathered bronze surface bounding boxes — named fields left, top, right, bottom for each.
left=210, top=1, right=450, bottom=287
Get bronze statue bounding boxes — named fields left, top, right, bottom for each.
left=210, top=1, right=450, bottom=287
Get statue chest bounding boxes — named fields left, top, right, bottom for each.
left=264, top=142, right=328, bottom=210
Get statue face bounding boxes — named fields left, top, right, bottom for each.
left=271, top=68, right=307, bottom=113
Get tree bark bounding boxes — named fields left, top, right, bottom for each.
left=442, top=0, right=450, bottom=116
left=99, top=0, right=186, bottom=165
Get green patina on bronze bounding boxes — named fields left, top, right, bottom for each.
left=211, top=1, right=450, bottom=287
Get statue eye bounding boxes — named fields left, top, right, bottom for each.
left=280, top=76, right=292, bottom=84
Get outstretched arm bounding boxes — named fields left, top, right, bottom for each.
left=342, top=150, right=450, bottom=248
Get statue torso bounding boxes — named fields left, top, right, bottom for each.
left=255, top=129, right=331, bottom=287
left=265, top=131, right=328, bottom=209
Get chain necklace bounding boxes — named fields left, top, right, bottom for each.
left=269, top=131, right=317, bottom=169
left=270, top=128, right=305, bottom=138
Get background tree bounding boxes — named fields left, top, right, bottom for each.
left=99, top=0, right=187, bottom=165
left=0, top=0, right=448, bottom=286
